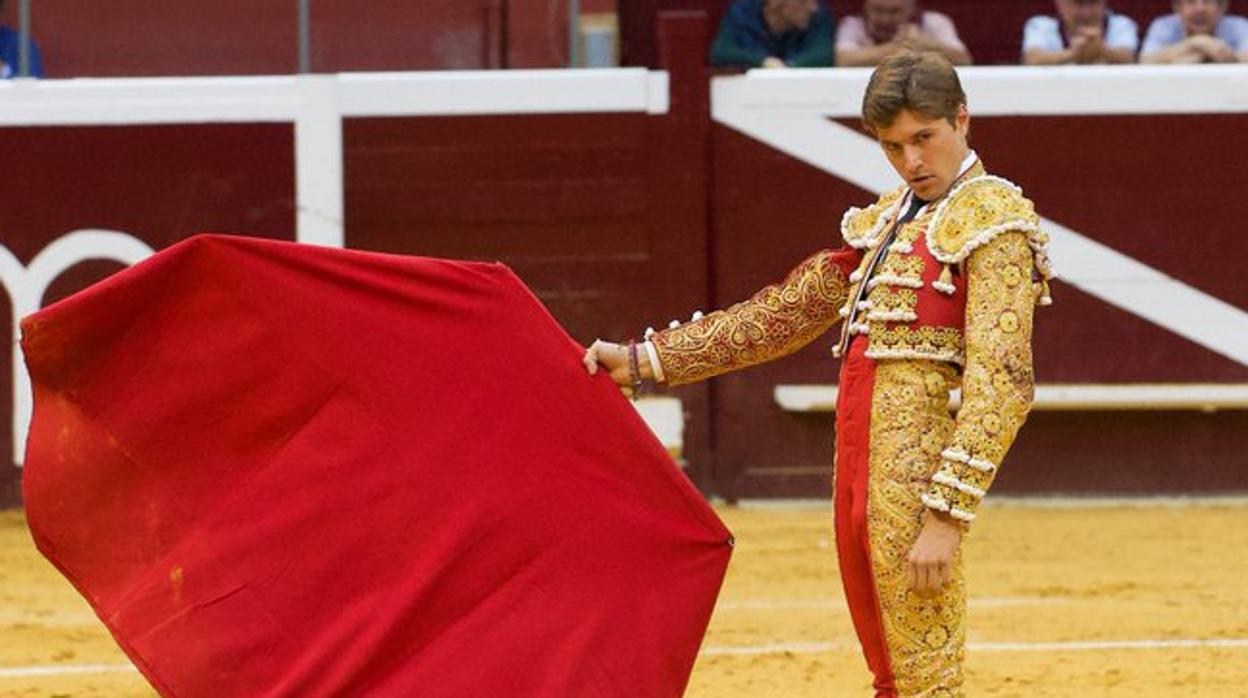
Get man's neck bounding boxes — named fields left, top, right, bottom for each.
left=924, top=149, right=977, bottom=201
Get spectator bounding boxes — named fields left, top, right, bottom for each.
left=1022, top=1, right=1139, bottom=64
left=0, top=0, right=42, bottom=78
left=835, top=0, right=970, bottom=66
left=709, top=0, right=835, bottom=68
left=1140, top=0, right=1248, bottom=62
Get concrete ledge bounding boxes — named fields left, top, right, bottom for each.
left=633, top=396, right=684, bottom=460
left=775, top=383, right=1248, bottom=413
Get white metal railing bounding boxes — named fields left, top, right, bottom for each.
left=775, top=384, right=1248, bottom=413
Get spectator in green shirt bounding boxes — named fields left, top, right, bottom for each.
left=709, top=0, right=835, bottom=68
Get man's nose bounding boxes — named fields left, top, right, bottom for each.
left=903, top=145, right=923, bottom=171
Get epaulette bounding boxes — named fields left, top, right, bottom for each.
left=924, top=175, right=1054, bottom=303
left=840, top=186, right=906, bottom=250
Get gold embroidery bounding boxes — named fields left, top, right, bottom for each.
left=895, top=218, right=926, bottom=245
left=841, top=186, right=906, bottom=249
left=877, top=254, right=925, bottom=280
left=652, top=251, right=849, bottom=386
left=924, top=232, right=1037, bottom=520
left=926, top=176, right=1041, bottom=266
left=1001, top=264, right=1023, bottom=287
left=865, top=326, right=964, bottom=364
left=866, top=287, right=919, bottom=316
left=868, top=359, right=965, bottom=696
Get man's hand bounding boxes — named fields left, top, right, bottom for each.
left=906, top=508, right=963, bottom=595
left=1070, top=27, right=1105, bottom=63
left=583, top=339, right=656, bottom=398
left=1190, top=34, right=1236, bottom=62
left=761, top=56, right=788, bottom=69
left=896, top=24, right=937, bottom=51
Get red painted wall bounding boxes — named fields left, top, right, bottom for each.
left=14, top=0, right=568, bottom=76
left=0, top=124, right=296, bottom=505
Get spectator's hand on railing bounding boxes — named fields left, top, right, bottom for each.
left=1191, top=34, right=1236, bottom=63
left=1070, top=27, right=1105, bottom=64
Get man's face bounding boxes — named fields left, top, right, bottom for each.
left=771, top=0, right=819, bottom=31
left=1174, top=0, right=1227, bottom=35
left=1055, top=0, right=1107, bottom=31
left=874, top=107, right=970, bottom=201
left=864, top=0, right=916, bottom=42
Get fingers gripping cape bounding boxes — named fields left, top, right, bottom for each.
left=21, top=234, right=732, bottom=697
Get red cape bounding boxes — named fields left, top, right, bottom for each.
left=22, top=234, right=731, bottom=697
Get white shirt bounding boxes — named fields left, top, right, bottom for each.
left=1022, top=13, right=1140, bottom=54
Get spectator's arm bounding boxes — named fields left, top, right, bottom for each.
left=1140, top=36, right=1208, bottom=63
left=1138, top=18, right=1198, bottom=63
left=1100, top=44, right=1137, bottom=64
left=786, top=10, right=835, bottom=66
left=1102, top=16, right=1139, bottom=63
left=924, top=38, right=971, bottom=65
left=916, top=14, right=972, bottom=65
left=836, top=41, right=904, bottom=66
left=1022, top=47, right=1076, bottom=65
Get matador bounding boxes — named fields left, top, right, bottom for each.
left=585, top=50, right=1053, bottom=696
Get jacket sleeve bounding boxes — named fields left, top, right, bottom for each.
left=651, top=248, right=858, bottom=386
left=921, top=231, right=1037, bottom=523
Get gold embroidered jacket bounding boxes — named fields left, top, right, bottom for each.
left=650, top=164, right=1053, bottom=522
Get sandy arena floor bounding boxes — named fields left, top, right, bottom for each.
left=2, top=500, right=1247, bottom=696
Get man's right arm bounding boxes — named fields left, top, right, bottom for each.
left=1139, top=18, right=1206, bottom=63
left=649, top=248, right=859, bottom=386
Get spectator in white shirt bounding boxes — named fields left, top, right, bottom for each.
left=1023, top=0, right=1139, bottom=64
left=1140, top=0, right=1248, bottom=63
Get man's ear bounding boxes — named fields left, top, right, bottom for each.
left=955, top=105, right=970, bottom=137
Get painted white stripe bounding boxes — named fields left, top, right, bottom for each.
left=337, top=69, right=670, bottom=116
left=773, top=383, right=1248, bottom=413
left=712, top=64, right=1248, bottom=118
left=712, top=80, right=1248, bottom=367
left=0, top=69, right=669, bottom=126
left=717, top=596, right=1064, bottom=610
left=976, top=638, right=1248, bottom=652
left=0, top=663, right=136, bottom=678
left=731, top=495, right=1248, bottom=508
left=1045, top=219, right=1248, bottom=366
left=700, top=637, right=1248, bottom=657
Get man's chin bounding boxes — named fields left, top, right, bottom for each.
left=911, top=179, right=939, bottom=198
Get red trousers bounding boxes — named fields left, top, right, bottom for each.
left=834, top=337, right=896, bottom=697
